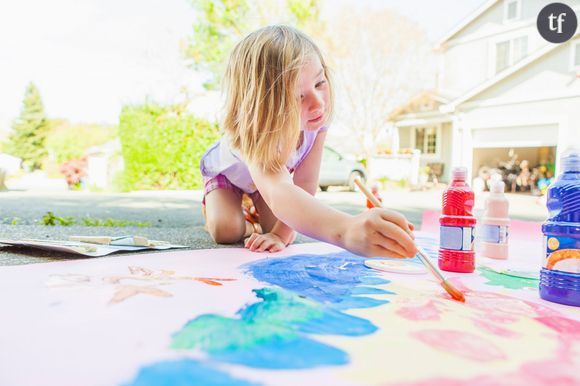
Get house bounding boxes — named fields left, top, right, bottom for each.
left=86, top=139, right=124, bottom=190
left=390, top=0, right=580, bottom=184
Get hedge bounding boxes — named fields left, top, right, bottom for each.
left=118, top=103, right=220, bottom=191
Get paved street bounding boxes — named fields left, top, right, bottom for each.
left=0, top=188, right=548, bottom=266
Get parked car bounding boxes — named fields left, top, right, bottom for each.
left=318, top=146, right=366, bottom=191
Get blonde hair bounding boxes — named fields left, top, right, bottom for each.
left=222, top=25, right=333, bottom=172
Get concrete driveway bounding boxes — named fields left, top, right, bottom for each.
left=0, top=188, right=547, bottom=266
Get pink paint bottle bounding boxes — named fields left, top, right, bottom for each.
left=479, top=179, right=510, bottom=259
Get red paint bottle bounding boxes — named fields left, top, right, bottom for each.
left=438, top=167, right=476, bottom=272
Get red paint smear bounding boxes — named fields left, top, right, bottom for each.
left=520, top=357, right=580, bottom=386
left=389, top=370, right=580, bottom=386
left=397, top=300, right=441, bottom=321
left=471, top=318, right=519, bottom=338
left=390, top=277, right=580, bottom=386
left=434, top=278, right=573, bottom=329
left=447, top=276, right=471, bottom=292
left=454, top=288, right=539, bottom=323
left=535, top=316, right=580, bottom=336
left=411, top=329, right=506, bottom=362
left=526, top=301, right=564, bottom=318
left=388, top=357, right=580, bottom=386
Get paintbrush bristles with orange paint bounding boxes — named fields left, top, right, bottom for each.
left=353, top=177, right=466, bottom=303
left=416, top=246, right=465, bottom=303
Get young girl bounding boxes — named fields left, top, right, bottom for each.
left=200, top=25, right=417, bottom=258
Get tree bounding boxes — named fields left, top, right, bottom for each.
left=184, top=0, right=321, bottom=89
left=319, top=8, right=436, bottom=170
left=7, top=83, right=50, bottom=171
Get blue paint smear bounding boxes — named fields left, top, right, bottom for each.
left=238, top=289, right=377, bottom=337
left=123, top=359, right=260, bottom=386
left=244, top=251, right=392, bottom=307
left=351, top=286, right=392, bottom=295
left=210, top=335, right=349, bottom=369
left=170, top=288, right=376, bottom=369
left=128, top=248, right=403, bottom=381
left=332, top=296, right=387, bottom=310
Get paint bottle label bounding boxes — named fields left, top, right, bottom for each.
left=440, top=226, right=475, bottom=251
left=543, top=236, right=580, bottom=274
left=480, top=225, right=509, bottom=244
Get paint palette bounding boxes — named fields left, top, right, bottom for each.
left=364, top=259, right=427, bottom=274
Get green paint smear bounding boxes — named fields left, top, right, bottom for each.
left=478, top=267, right=539, bottom=290
left=171, top=288, right=324, bottom=352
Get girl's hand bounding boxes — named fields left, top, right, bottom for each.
left=244, top=232, right=287, bottom=253
left=342, top=208, right=417, bottom=258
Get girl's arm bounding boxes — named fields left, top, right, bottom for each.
left=266, top=130, right=327, bottom=244
left=248, top=149, right=417, bottom=258
left=292, top=130, right=326, bottom=195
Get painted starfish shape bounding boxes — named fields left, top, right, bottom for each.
left=110, top=285, right=172, bottom=304
left=104, top=266, right=235, bottom=287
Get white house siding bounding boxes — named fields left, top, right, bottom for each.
left=442, top=39, right=490, bottom=96
left=440, top=123, right=454, bottom=182
left=392, top=1, right=580, bottom=185
left=468, top=37, right=580, bottom=102
left=439, top=1, right=504, bottom=96
left=439, top=1, right=577, bottom=98
left=398, top=127, right=412, bottom=149
left=521, top=0, right=580, bottom=19
left=394, top=121, right=454, bottom=183
left=450, top=1, right=504, bottom=39
left=456, top=37, right=580, bottom=178
left=459, top=96, right=580, bottom=177
left=445, top=0, right=576, bottom=45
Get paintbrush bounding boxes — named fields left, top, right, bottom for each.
left=353, top=177, right=465, bottom=303
left=416, top=246, right=465, bottom=302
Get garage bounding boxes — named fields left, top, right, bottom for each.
left=471, top=124, right=558, bottom=194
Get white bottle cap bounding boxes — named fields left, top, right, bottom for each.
left=490, top=179, right=505, bottom=193
left=561, top=147, right=580, bottom=173
left=452, top=167, right=467, bottom=181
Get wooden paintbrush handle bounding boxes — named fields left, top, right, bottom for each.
left=353, top=177, right=382, bottom=208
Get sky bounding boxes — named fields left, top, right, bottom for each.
left=0, top=0, right=486, bottom=132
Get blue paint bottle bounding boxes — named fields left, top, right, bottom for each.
left=540, top=148, right=580, bottom=307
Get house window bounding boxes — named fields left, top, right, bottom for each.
left=495, top=36, right=528, bottom=73
left=414, top=127, right=438, bottom=155
left=496, top=41, right=511, bottom=73
left=504, top=0, right=520, bottom=22
left=513, top=36, right=528, bottom=62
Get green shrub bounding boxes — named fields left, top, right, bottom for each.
left=118, top=103, right=220, bottom=190
left=46, top=120, right=118, bottom=164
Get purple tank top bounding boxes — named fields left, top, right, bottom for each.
left=200, top=126, right=327, bottom=193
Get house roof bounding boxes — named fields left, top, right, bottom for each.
left=441, top=34, right=579, bottom=112
left=388, top=90, right=452, bottom=121
left=435, top=0, right=499, bottom=49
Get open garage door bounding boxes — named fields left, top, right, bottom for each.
left=473, top=146, right=556, bottom=194
left=471, top=124, right=558, bottom=193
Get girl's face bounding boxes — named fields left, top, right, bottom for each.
left=298, top=56, right=329, bottom=131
